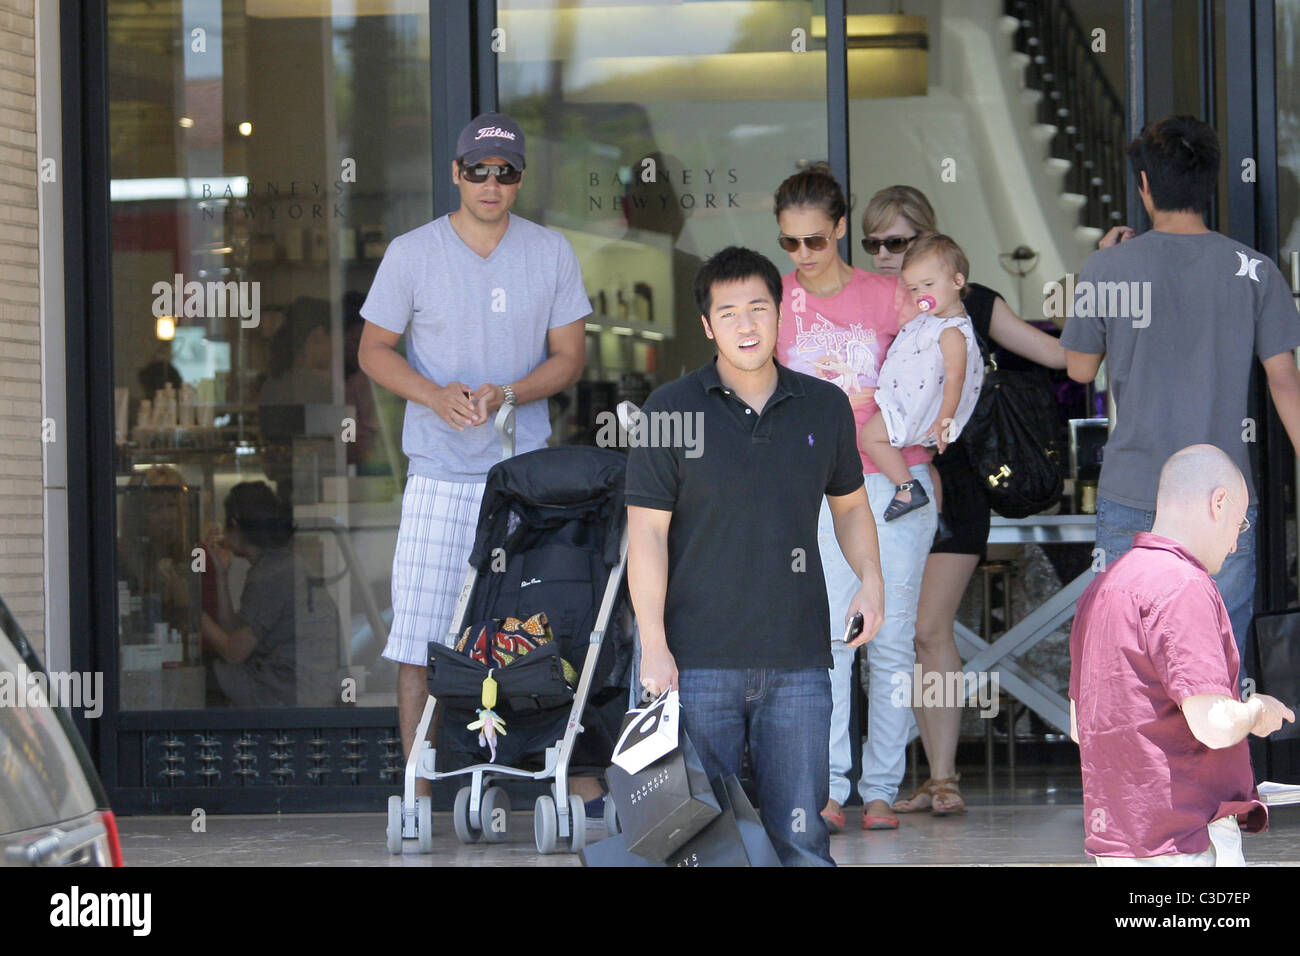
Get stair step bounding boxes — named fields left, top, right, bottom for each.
left=1059, top=192, right=1088, bottom=211
left=1008, top=51, right=1031, bottom=71
left=1030, top=123, right=1059, bottom=143
left=1075, top=225, right=1105, bottom=248
left=998, top=14, right=1022, bottom=37
left=1044, top=157, right=1072, bottom=188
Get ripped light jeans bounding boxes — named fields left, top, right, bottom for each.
left=818, top=465, right=937, bottom=806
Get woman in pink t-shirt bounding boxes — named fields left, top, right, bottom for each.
left=773, top=165, right=938, bottom=832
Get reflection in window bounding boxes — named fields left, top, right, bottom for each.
left=108, top=3, right=429, bottom=710
left=497, top=0, right=829, bottom=440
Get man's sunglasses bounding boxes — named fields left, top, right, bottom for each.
left=459, top=161, right=522, bottom=185
left=777, top=233, right=832, bottom=252
left=861, top=234, right=918, bottom=255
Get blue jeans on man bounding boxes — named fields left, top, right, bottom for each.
left=1095, top=495, right=1258, bottom=668
left=676, top=666, right=834, bottom=867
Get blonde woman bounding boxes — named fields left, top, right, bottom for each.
left=862, top=186, right=1066, bottom=815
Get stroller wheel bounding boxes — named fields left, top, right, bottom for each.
left=453, top=786, right=481, bottom=844
left=603, top=794, right=619, bottom=835
left=481, top=786, right=511, bottom=843
left=386, top=795, right=404, bottom=854
left=567, top=794, right=588, bottom=853
left=416, top=796, right=434, bottom=854
left=534, top=794, right=558, bottom=854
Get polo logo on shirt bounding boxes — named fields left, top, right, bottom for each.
left=807, top=433, right=815, bottom=446
left=1234, top=252, right=1262, bottom=281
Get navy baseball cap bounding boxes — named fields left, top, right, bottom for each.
left=457, top=112, right=526, bottom=170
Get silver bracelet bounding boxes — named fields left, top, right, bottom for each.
left=501, top=384, right=516, bottom=406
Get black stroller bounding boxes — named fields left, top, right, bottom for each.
left=387, top=418, right=631, bottom=855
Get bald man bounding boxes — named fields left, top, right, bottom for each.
left=1068, top=444, right=1294, bottom=865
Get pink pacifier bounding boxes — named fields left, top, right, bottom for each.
left=916, top=295, right=936, bottom=312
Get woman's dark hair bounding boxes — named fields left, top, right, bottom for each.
left=1127, top=114, right=1220, bottom=215
left=224, top=481, right=294, bottom=549
left=773, top=162, right=848, bottom=226
left=693, top=246, right=784, bottom=319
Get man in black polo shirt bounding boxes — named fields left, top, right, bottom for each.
left=625, top=245, right=886, bottom=866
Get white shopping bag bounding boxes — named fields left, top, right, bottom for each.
left=610, top=688, right=680, bottom=775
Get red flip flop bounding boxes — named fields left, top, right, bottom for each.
left=821, top=804, right=846, bottom=834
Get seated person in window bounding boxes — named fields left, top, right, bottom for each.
left=200, top=481, right=339, bottom=708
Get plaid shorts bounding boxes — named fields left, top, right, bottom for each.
left=383, top=475, right=487, bottom=666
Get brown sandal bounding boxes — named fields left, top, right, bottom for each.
left=891, top=779, right=936, bottom=813
left=930, top=775, right=966, bottom=816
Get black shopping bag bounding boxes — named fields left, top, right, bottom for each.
left=606, top=729, right=720, bottom=861
left=720, top=775, right=781, bottom=867
left=583, top=775, right=781, bottom=867
left=578, top=831, right=662, bottom=868
left=1252, top=609, right=1300, bottom=741
left=664, top=774, right=782, bottom=868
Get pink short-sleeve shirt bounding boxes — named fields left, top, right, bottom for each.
left=777, top=268, right=932, bottom=476
left=1068, top=533, right=1266, bottom=858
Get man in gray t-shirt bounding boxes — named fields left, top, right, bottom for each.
left=357, top=112, right=589, bottom=766
left=1063, top=114, right=1300, bottom=657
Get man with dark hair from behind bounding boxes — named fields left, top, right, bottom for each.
left=626, top=245, right=885, bottom=865
left=1064, top=114, right=1300, bottom=663
left=200, top=481, right=340, bottom=708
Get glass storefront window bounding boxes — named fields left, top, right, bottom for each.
left=496, top=0, right=829, bottom=433
left=108, top=2, right=429, bottom=710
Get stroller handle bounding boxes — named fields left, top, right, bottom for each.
left=495, top=402, right=516, bottom=460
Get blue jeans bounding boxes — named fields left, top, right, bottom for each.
left=1095, top=496, right=1258, bottom=669
left=677, top=667, right=834, bottom=867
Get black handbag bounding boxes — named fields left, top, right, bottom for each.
left=959, top=327, right=1064, bottom=519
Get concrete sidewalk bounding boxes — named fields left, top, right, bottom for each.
left=115, top=770, right=1300, bottom=866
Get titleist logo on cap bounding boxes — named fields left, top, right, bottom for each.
left=476, top=126, right=516, bottom=141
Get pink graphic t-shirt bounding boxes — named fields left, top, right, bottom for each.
left=777, top=268, right=932, bottom=475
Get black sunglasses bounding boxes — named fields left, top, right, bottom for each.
left=861, top=234, right=918, bottom=255
left=459, top=161, right=522, bottom=185
left=778, top=233, right=831, bottom=252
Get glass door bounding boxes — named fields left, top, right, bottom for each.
left=97, top=0, right=433, bottom=811
left=495, top=0, right=830, bottom=433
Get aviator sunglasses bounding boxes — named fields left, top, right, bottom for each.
left=778, top=233, right=832, bottom=252
left=861, top=234, right=918, bottom=255
left=459, top=161, right=523, bottom=185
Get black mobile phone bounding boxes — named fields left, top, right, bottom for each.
left=842, top=611, right=864, bottom=644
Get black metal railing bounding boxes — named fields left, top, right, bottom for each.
left=1006, top=0, right=1128, bottom=230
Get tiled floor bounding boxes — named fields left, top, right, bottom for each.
left=115, top=769, right=1300, bottom=866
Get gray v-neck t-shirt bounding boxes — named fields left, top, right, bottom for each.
left=361, top=213, right=590, bottom=481
left=1062, top=230, right=1300, bottom=509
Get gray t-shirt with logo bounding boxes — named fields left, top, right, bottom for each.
left=361, top=213, right=590, bottom=481
left=1062, top=230, right=1300, bottom=509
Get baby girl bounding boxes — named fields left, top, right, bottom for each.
left=859, top=233, right=984, bottom=520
